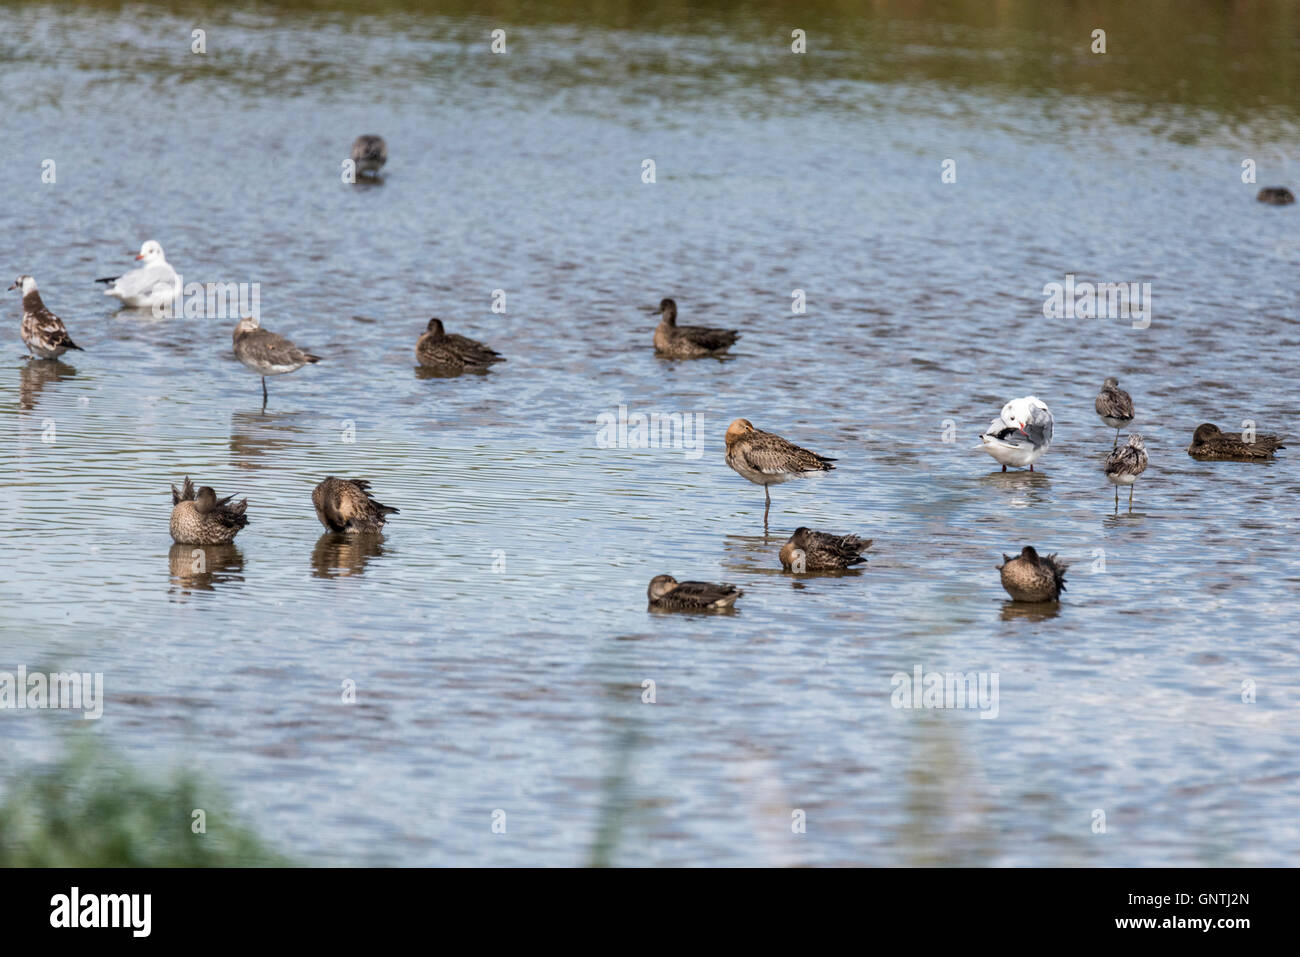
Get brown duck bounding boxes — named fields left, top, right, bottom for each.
left=170, top=477, right=248, bottom=545
left=1257, top=187, right=1295, bottom=205
left=998, top=546, right=1067, bottom=603
left=311, top=477, right=398, bottom=533
left=779, top=527, right=872, bottom=571
left=1187, top=423, right=1284, bottom=461
left=652, top=298, right=739, bottom=358
left=415, top=318, right=504, bottom=373
left=647, top=575, right=742, bottom=611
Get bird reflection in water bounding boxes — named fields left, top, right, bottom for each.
left=229, top=409, right=307, bottom=469
left=311, top=532, right=385, bottom=579
left=168, top=542, right=245, bottom=596
left=999, top=599, right=1061, bottom=623
left=19, top=359, right=76, bottom=411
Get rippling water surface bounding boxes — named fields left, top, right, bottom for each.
left=2, top=0, right=1299, bottom=865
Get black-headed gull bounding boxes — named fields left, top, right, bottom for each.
left=351, top=135, right=387, bottom=177
left=8, top=275, right=83, bottom=359
left=232, top=315, right=321, bottom=407
left=1094, top=377, right=1135, bottom=448
left=977, top=395, right=1053, bottom=471
left=96, top=240, right=179, bottom=311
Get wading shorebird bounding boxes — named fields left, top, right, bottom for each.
left=9, top=275, right=82, bottom=359
left=351, top=134, right=387, bottom=177
left=977, top=396, right=1053, bottom=471
left=170, top=477, right=248, bottom=545
left=311, top=477, right=398, bottom=533
left=651, top=298, right=739, bottom=358
left=724, top=419, right=835, bottom=525
left=95, top=240, right=179, bottom=311
left=998, top=546, right=1067, bottom=603
left=1103, top=434, right=1148, bottom=508
left=232, top=315, right=321, bottom=406
left=779, top=527, right=872, bottom=572
left=1095, top=377, right=1135, bottom=448
left=1257, top=186, right=1295, bottom=205
left=415, top=318, right=505, bottom=374
left=647, top=575, right=742, bottom=612
left=1187, top=423, right=1285, bottom=461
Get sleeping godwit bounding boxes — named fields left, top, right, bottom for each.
left=1094, top=377, right=1135, bottom=448
left=724, top=419, right=835, bottom=525
left=1103, top=434, right=1148, bottom=507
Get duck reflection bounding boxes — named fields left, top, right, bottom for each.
left=311, top=531, right=385, bottom=578
left=998, top=599, right=1061, bottom=623
left=168, top=542, right=244, bottom=595
left=19, top=359, right=76, bottom=410
left=229, top=409, right=307, bottom=469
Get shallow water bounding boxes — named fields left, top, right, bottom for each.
left=2, top=0, right=1300, bottom=865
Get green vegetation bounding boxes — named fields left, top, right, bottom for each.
left=0, top=738, right=287, bottom=867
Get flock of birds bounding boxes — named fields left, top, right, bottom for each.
left=9, top=135, right=1292, bottom=612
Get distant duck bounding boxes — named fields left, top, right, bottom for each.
left=311, top=477, right=398, bottom=533
left=415, top=318, right=505, bottom=373
left=724, top=419, right=835, bottom=525
left=1094, top=377, right=1135, bottom=448
left=351, top=135, right=387, bottom=177
left=1103, top=434, right=1148, bottom=507
left=95, top=240, right=179, bottom=311
left=977, top=395, right=1053, bottom=471
left=779, top=527, right=872, bottom=571
left=652, top=298, right=739, bottom=358
left=647, top=575, right=742, bottom=612
left=998, top=546, right=1067, bottom=603
left=232, top=315, right=321, bottom=406
left=1257, top=186, right=1294, bottom=205
left=8, top=275, right=82, bottom=359
left=170, top=477, right=248, bottom=545
left=1187, top=422, right=1285, bottom=461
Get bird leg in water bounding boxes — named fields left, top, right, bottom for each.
left=764, top=485, right=771, bottom=527
left=261, top=375, right=268, bottom=406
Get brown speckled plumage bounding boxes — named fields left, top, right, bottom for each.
left=232, top=315, right=320, bottom=403
left=647, top=575, right=742, bottom=611
left=10, top=276, right=82, bottom=359
left=998, top=546, right=1067, bottom=603
left=724, top=418, right=835, bottom=524
left=351, top=134, right=387, bottom=176
left=1187, top=423, right=1284, bottom=461
left=311, top=477, right=398, bottom=533
left=169, top=477, right=248, bottom=545
left=1094, top=377, right=1134, bottom=446
left=652, top=298, right=739, bottom=358
left=779, top=527, right=872, bottom=571
left=415, top=318, right=504, bottom=373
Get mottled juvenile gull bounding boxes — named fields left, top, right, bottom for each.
left=8, top=275, right=82, bottom=359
